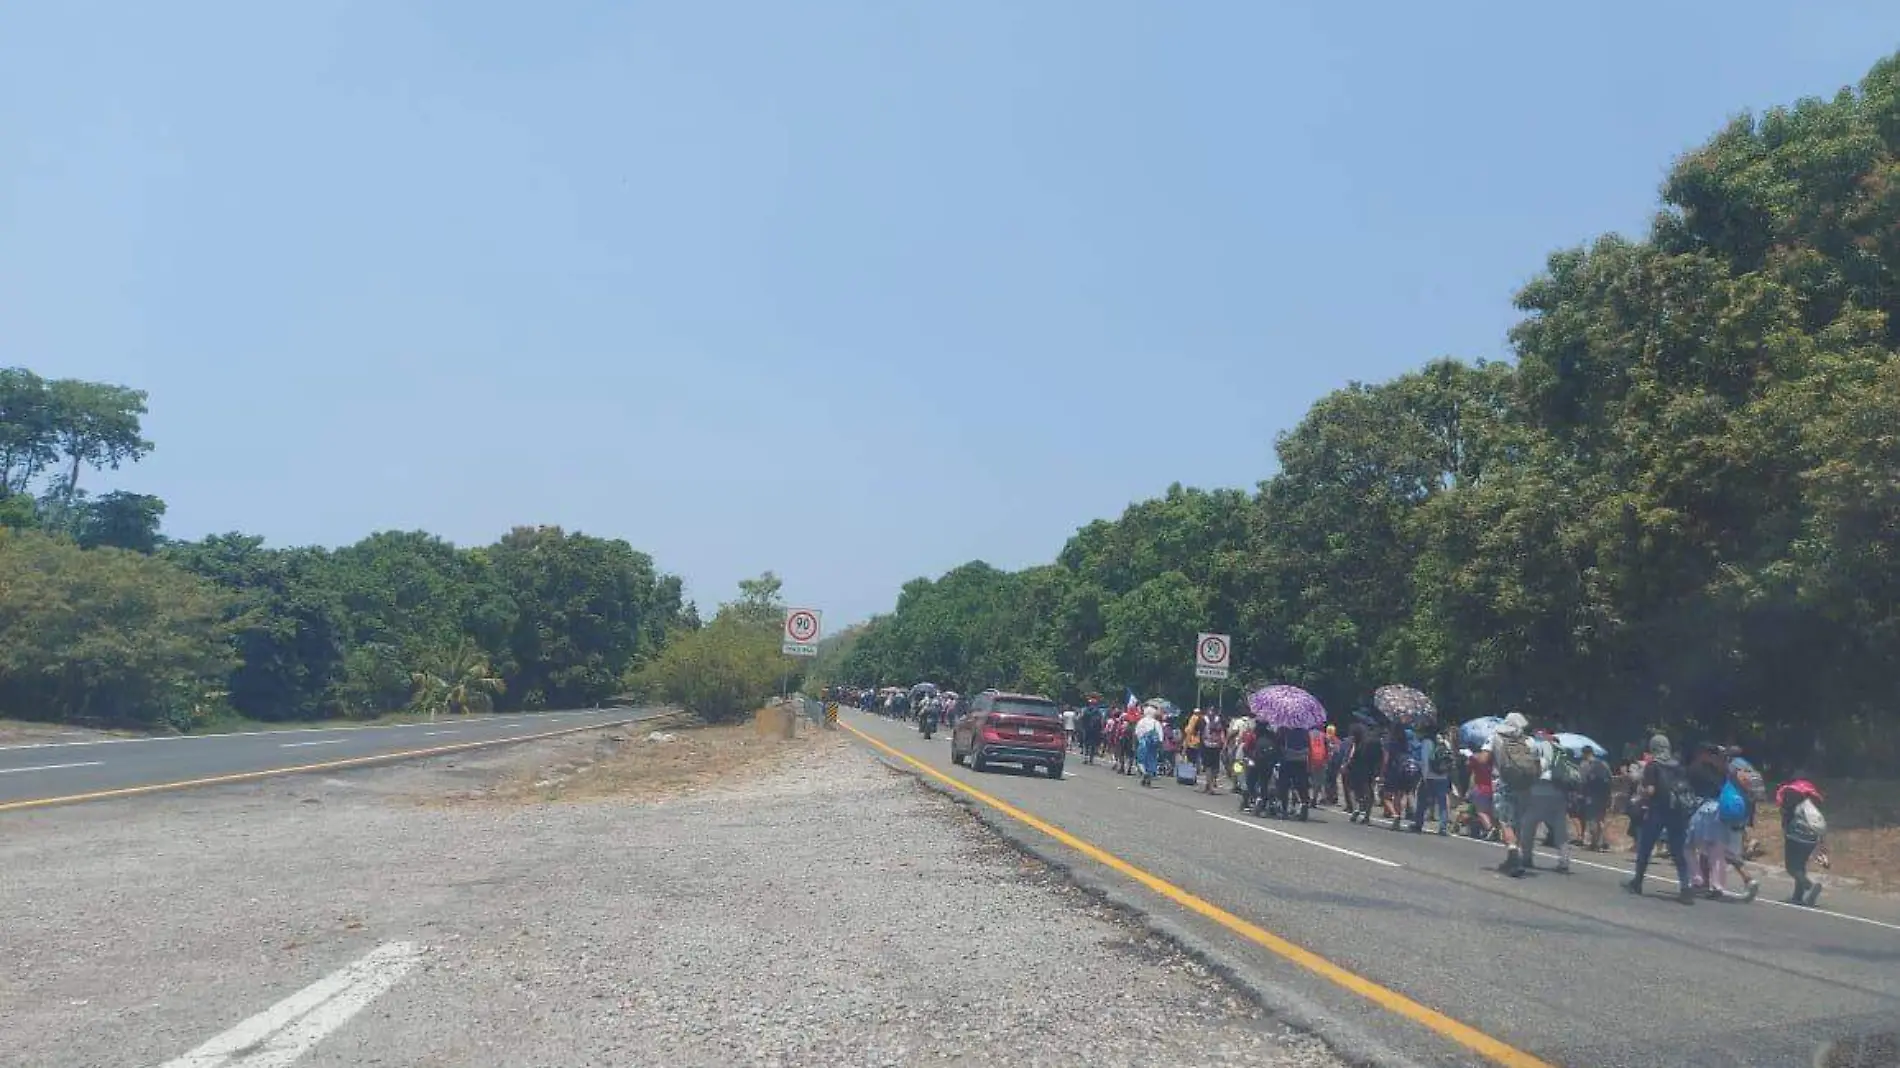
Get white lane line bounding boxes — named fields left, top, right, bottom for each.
left=157, top=941, right=423, bottom=1068
left=420, top=730, right=460, bottom=737
left=1199, top=809, right=1404, bottom=868
left=279, top=740, right=346, bottom=749
left=0, top=710, right=635, bottom=751
left=1439, top=824, right=1900, bottom=932
left=0, top=760, right=103, bottom=775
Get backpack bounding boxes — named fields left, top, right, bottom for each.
left=1658, top=760, right=1699, bottom=817
left=1789, top=798, right=1827, bottom=842
left=1202, top=716, right=1226, bottom=749
left=1496, top=733, right=1542, bottom=792
left=1427, top=734, right=1455, bottom=777
left=1282, top=727, right=1311, bottom=764
left=1308, top=730, right=1328, bottom=769
left=1717, top=780, right=1748, bottom=826
left=1547, top=744, right=1581, bottom=790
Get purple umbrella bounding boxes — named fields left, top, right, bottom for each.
left=1247, top=685, right=1328, bottom=730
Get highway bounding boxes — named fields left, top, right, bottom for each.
left=843, top=710, right=1900, bottom=1068
left=0, top=709, right=659, bottom=810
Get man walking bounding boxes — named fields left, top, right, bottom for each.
left=1625, top=733, right=1697, bottom=905
left=1491, top=713, right=1571, bottom=876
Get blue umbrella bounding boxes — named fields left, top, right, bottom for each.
left=1554, top=732, right=1607, bottom=758
left=1461, top=716, right=1504, bottom=749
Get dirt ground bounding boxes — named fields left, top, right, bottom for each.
left=422, top=711, right=820, bottom=807
left=0, top=719, right=140, bottom=746
left=1593, top=777, right=1900, bottom=896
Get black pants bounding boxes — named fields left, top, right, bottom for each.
left=1785, top=839, right=1816, bottom=900
left=1081, top=729, right=1102, bottom=762
left=1278, top=760, right=1310, bottom=812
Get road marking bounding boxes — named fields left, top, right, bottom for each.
left=1199, top=809, right=1403, bottom=867
left=0, top=760, right=103, bottom=775
left=0, top=710, right=626, bottom=752
left=279, top=740, right=346, bottom=749
left=1440, top=831, right=1900, bottom=933
left=420, top=730, right=460, bottom=737
left=841, top=721, right=1553, bottom=1068
left=0, top=716, right=652, bottom=814
left=157, top=941, right=422, bottom=1068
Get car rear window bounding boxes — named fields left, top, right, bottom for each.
left=993, top=698, right=1059, bottom=719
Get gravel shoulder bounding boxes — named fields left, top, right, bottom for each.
left=1, top=722, right=1339, bottom=1068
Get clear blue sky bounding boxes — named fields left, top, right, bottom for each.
left=4, top=3, right=1896, bottom=626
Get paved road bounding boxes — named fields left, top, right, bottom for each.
left=844, top=710, right=1900, bottom=1068
left=0, top=709, right=659, bottom=808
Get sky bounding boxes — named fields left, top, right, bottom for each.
left=4, top=3, right=1897, bottom=628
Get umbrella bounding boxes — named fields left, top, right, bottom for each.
left=1554, top=732, right=1607, bottom=758
left=1461, top=716, right=1504, bottom=749
left=1373, top=685, right=1437, bottom=727
left=1247, top=685, right=1328, bottom=730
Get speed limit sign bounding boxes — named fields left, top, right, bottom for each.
left=782, top=608, right=822, bottom=657
left=1195, top=633, right=1231, bottom=680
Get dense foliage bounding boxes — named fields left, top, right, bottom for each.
left=840, top=54, right=1900, bottom=773
left=0, top=374, right=693, bottom=729
left=632, top=572, right=802, bottom=722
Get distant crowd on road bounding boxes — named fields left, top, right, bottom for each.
left=826, top=684, right=1834, bottom=910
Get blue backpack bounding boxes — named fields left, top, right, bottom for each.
left=1718, top=780, right=1749, bottom=826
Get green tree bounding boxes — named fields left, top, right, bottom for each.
left=0, top=529, right=235, bottom=729
left=631, top=612, right=785, bottom=723
left=410, top=638, right=507, bottom=718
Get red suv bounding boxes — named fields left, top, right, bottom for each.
left=951, top=691, right=1065, bottom=779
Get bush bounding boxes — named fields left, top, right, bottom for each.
left=630, top=615, right=786, bottom=722
left=0, top=529, right=236, bottom=729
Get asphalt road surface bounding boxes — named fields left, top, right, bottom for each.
left=0, top=709, right=659, bottom=809
left=844, top=710, right=1900, bottom=1068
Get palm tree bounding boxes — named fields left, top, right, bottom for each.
left=410, top=639, right=506, bottom=720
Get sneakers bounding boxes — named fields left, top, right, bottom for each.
left=1676, top=888, right=1697, bottom=905
left=1553, top=863, right=1573, bottom=875
left=1622, top=878, right=1643, bottom=895
left=1741, top=879, right=1760, bottom=903
left=1806, top=883, right=1824, bottom=907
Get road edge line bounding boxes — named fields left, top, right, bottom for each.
left=841, top=720, right=1554, bottom=1068
left=0, top=715, right=657, bottom=814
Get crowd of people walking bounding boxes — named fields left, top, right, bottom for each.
left=1061, top=694, right=1832, bottom=908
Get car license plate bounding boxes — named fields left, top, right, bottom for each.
left=1017, top=726, right=1035, bottom=736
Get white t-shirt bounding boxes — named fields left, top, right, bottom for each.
left=1062, top=708, right=1077, bottom=731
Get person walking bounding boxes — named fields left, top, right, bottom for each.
left=1508, top=721, right=1573, bottom=875
left=1579, top=747, right=1612, bottom=852
left=1625, top=734, right=1697, bottom=904
left=1412, top=725, right=1455, bottom=835
left=1199, top=709, right=1227, bottom=794
left=1078, top=698, right=1105, bottom=765
left=1134, top=706, right=1163, bottom=787
left=1778, top=778, right=1829, bottom=907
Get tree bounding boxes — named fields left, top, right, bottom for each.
left=0, top=529, right=236, bottom=729
left=722, top=570, right=787, bottom=630
left=0, top=368, right=59, bottom=497
left=630, top=612, right=785, bottom=723
left=841, top=51, right=1900, bottom=772
left=488, top=526, right=684, bottom=709
left=410, top=638, right=507, bottom=718
left=73, top=491, right=167, bottom=553
left=44, top=378, right=152, bottom=507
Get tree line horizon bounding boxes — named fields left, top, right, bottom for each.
left=834, top=53, right=1900, bottom=775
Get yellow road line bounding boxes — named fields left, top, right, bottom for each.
left=842, top=721, right=1553, bottom=1068
left=0, top=718, right=642, bottom=814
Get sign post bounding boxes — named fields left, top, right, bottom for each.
left=782, top=607, right=822, bottom=658
left=1194, top=632, right=1231, bottom=682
